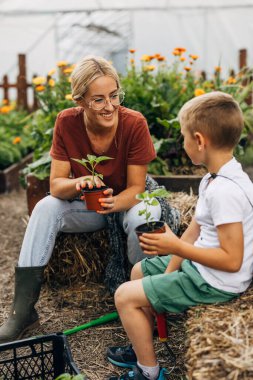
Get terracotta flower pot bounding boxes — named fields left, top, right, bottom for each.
left=82, top=186, right=109, bottom=211
left=135, top=221, right=166, bottom=236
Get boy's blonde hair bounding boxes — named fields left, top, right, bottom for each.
left=179, top=91, right=244, bottom=149
left=71, top=55, right=121, bottom=102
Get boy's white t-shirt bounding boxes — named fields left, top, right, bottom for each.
left=192, top=158, right=253, bottom=293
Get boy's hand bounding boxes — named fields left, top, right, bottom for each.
left=139, top=224, right=180, bottom=255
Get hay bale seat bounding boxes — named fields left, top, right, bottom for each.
left=45, top=192, right=196, bottom=286
left=45, top=191, right=253, bottom=379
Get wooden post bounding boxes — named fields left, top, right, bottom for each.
left=17, top=54, right=28, bottom=110
left=32, top=74, right=38, bottom=111
left=239, top=49, right=247, bottom=70
left=3, top=75, right=9, bottom=102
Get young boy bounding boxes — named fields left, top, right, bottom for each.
left=105, top=92, right=253, bottom=380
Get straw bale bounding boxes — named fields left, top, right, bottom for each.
left=46, top=192, right=197, bottom=286
left=185, top=285, right=253, bottom=379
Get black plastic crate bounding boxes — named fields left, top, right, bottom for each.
left=0, top=333, right=80, bottom=380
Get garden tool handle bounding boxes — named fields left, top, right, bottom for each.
left=155, top=312, right=168, bottom=342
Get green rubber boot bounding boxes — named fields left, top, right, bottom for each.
left=0, top=266, right=45, bottom=343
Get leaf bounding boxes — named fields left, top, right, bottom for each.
left=138, top=209, right=146, bottom=216
left=95, top=156, right=114, bottom=163
left=150, top=188, right=169, bottom=198
left=150, top=199, right=159, bottom=206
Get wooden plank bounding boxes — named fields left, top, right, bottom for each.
left=0, top=153, right=33, bottom=193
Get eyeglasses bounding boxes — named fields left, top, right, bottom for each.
left=88, top=91, right=125, bottom=110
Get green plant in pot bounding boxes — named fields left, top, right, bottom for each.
left=135, top=188, right=170, bottom=236
left=71, top=154, right=113, bottom=211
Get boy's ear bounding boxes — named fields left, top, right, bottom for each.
left=194, top=132, right=206, bottom=151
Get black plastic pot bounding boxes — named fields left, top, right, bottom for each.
left=135, top=220, right=166, bottom=236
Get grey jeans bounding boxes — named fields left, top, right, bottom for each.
left=18, top=195, right=161, bottom=267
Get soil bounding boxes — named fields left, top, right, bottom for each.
left=0, top=188, right=187, bottom=380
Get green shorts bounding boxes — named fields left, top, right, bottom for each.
left=141, top=256, right=239, bottom=314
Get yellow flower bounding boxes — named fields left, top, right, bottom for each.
left=130, top=58, right=135, bottom=64
left=48, top=68, right=56, bottom=76
left=32, top=76, right=46, bottom=85
left=194, top=88, right=205, bottom=97
left=35, top=85, right=45, bottom=92
left=180, top=57, right=186, bottom=62
left=227, top=77, right=236, bottom=84
left=143, top=65, right=156, bottom=72
left=129, top=49, right=136, bottom=54
left=57, top=60, right=68, bottom=67
left=184, top=67, right=192, bottom=72
left=65, top=94, right=73, bottom=101
left=68, top=77, right=72, bottom=83
left=13, top=137, right=21, bottom=144
left=215, top=66, right=222, bottom=73
left=141, top=54, right=151, bottom=62
left=48, top=78, right=55, bottom=87
left=63, top=67, right=74, bottom=74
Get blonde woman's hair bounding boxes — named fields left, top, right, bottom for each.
left=179, top=91, right=244, bottom=149
left=71, top=56, right=121, bottom=102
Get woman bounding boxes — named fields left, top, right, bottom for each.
left=0, top=56, right=172, bottom=343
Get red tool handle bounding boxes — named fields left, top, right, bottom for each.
left=155, top=312, right=168, bottom=342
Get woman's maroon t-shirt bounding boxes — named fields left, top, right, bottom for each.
left=50, top=106, right=156, bottom=195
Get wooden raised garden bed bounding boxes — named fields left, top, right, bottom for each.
left=0, top=152, right=33, bottom=193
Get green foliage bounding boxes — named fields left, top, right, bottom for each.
left=0, top=107, right=34, bottom=170
left=23, top=64, right=74, bottom=179
left=122, top=54, right=253, bottom=174
left=71, top=154, right=113, bottom=184
left=20, top=52, right=253, bottom=180
left=136, top=188, right=169, bottom=227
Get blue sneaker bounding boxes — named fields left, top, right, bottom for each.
left=108, top=365, right=168, bottom=379
left=107, top=344, right=137, bottom=368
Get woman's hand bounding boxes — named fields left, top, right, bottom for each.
left=97, top=188, right=115, bottom=214
left=139, top=224, right=180, bottom=255
left=76, top=176, right=105, bottom=193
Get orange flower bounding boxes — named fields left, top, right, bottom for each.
left=215, top=66, right=222, bottom=73
left=194, top=88, right=205, bottom=97
left=184, top=67, right=192, bottom=72
left=13, top=137, right=21, bottom=144
left=154, top=54, right=161, bottom=58
left=0, top=105, right=13, bottom=113
left=175, top=47, right=186, bottom=53
left=180, top=57, right=186, bottom=62
left=227, top=77, right=236, bottom=84
left=189, top=54, right=199, bottom=60
left=157, top=56, right=166, bottom=61
left=172, top=49, right=180, bottom=56
left=129, top=49, right=136, bottom=54
left=35, top=85, right=45, bottom=92
left=130, top=58, right=135, bottom=64
left=2, top=99, right=9, bottom=105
